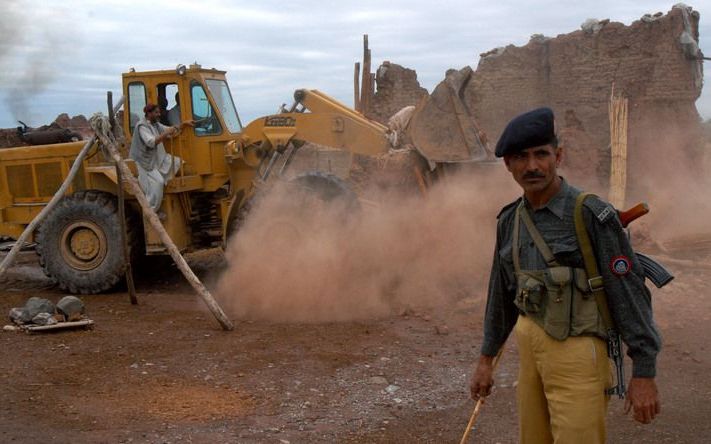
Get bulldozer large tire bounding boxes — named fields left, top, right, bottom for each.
left=36, top=190, right=138, bottom=294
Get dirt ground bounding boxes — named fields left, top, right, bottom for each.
left=1, top=248, right=710, bottom=443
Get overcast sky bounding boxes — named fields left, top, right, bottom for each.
left=0, top=0, right=709, bottom=130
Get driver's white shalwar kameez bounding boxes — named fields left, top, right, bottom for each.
left=129, top=118, right=182, bottom=211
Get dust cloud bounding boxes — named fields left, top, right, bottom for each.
left=216, top=165, right=518, bottom=323
left=624, top=125, right=711, bottom=243
left=0, top=1, right=79, bottom=124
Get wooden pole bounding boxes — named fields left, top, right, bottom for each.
left=354, top=62, right=361, bottom=112
left=360, top=35, right=371, bottom=115
left=90, top=114, right=234, bottom=331
left=0, top=98, right=124, bottom=279
left=115, top=161, right=137, bottom=304
left=107, top=91, right=137, bottom=305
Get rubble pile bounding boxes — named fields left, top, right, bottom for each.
left=0, top=114, right=91, bottom=148
left=8, top=295, right=87, bottom=327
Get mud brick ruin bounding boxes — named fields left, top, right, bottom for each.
left=365, top=62, right=428, bottom=124
left=364, top=5, right=704, bottom=195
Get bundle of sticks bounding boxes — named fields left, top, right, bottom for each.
left=608, top=85, right=628, bottom=209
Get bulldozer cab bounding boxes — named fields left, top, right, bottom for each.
left=122, top=63, right=242, bottom=176
left=121, top=64, right=244, bottom=253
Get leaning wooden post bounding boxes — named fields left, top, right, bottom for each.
left=107, top=91, right=138, bottom=305
left=90, top=113, right=234, bottom=331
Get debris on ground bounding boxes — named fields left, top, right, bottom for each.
left=6, top=295, right=92, bottom=333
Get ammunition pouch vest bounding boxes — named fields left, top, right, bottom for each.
left=512, top=193, right=614, bottom=341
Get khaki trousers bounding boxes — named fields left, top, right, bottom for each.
left=514, top=315, right=612, bottom=444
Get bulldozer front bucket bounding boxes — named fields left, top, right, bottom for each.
left=406, top=66, right=493, bottom=165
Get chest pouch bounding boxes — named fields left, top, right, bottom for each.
left=541, top=266, right=573, bottom=340
left=514, top=271, right=545, bottom=314
left=571, top=268, right=605, bottom=336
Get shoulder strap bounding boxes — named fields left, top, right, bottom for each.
left=574, top=193, right=614, bottom=330
left=514, top=201, right=559, bottom=271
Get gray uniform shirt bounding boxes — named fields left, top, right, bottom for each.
left=481, top=179, right=661, bottom=377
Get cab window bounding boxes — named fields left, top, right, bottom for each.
left=205, top=79, right=242, bottom=133
left=127, top=82, right=146, bottom=133
left=190, top=81, right=222, bottom=136
left=157, top=83, right=180, bottom=126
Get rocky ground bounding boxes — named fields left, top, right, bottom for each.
left=1, top=248, right=710, bottom=443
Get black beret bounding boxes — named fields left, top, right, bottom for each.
left=495, top=107, right=555, bottom=157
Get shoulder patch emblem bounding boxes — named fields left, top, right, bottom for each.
left=610, top=256, right=631, bottom=276
left=597, top=206, right=613, bottom=223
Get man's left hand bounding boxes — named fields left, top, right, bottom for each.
left=624, top=377, right=660, bottom=424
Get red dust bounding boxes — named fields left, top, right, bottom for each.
left=216, top=165, right=518, bottom=322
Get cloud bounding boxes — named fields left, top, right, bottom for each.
left=0, top=0, right=708, bottom=127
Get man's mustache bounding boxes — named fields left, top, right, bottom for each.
left=523, top=171, right=545, bottom=180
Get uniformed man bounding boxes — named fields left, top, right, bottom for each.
left=469, top=107, right=661, bottom=443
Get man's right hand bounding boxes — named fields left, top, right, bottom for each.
left=469, top=355, right=496, bottom=400
left=159, top=126, right=178, bottom=142
left=625, top=377, right=660, bottom=424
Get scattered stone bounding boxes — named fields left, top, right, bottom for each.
left=56, top=296, right=85, bottom=321
left=3, top=325, right=19, bottom=332
left=24, top=297, right=55, bottom=319
left=385, top=385, right=400, bottom=394
left=31, top=312, right=58, bottom=326
left=9, top=307, right=31, bottom=325
left=368, top=376, right=388, bottom=385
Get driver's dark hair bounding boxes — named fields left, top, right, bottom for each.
left=143, top=103, right=159, bottom=116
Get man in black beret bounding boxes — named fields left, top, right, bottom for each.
left=469, top=107, right=661, bottom=443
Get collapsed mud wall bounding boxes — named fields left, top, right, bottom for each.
left=463, top=5, right=704, bottom=195
left=365, top=6, right=704, bottom=196
left=365, top=62, right=428, bottom=124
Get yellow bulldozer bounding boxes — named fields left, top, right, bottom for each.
left=0, top=63, right=491, bottom=294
